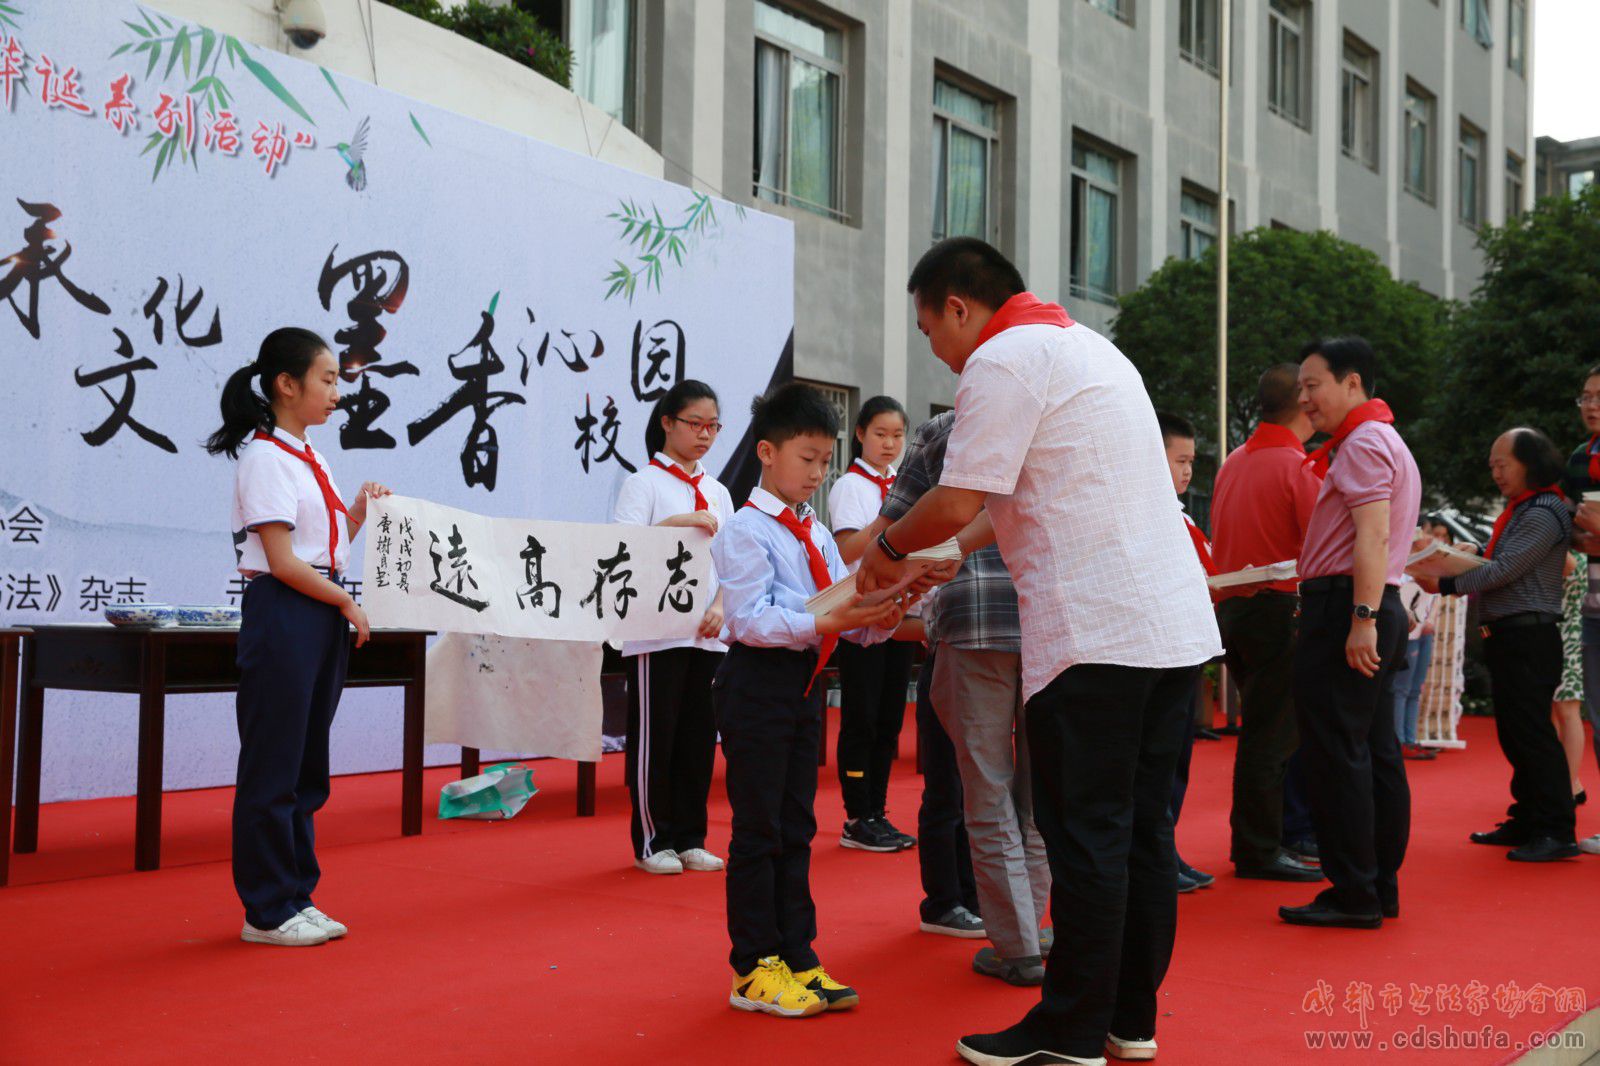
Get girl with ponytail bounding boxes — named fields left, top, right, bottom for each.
left=209, top=327, right=396, bottom=946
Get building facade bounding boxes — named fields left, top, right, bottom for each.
left=1536, top=135, right=1600, bottom=199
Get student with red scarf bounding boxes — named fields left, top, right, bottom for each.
left=1420, top=429, right=1577, bottom=862
left=1280, top=337, right=1421, bottom=930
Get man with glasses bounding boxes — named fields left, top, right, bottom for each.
left=1563, top=367, right=1600, bottom=855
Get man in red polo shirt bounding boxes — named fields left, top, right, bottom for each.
left=1212, top=364, right=1325, bottom=883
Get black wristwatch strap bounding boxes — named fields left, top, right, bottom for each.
left=877, top=529, right=907, bottom=562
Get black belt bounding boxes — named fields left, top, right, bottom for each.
left=1480, top=612, right=1561, bottom=638
left=1299, top=576, right=1400, bottom=594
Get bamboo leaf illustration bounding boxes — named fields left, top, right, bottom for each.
left=0, top=2, right=19, bottom=30
left=144, top=42, right=161, bottom=78
left=487, top=291, right=501, bottom=318
left=158, top=13, right=173, bottom=29
left=164, top=27, right=187, bottom=78
left=320, top=67, right=348, bottom=108
left=224, top=34, right=246, bottom=67
left=138, top=131, right=162, bottom=156
left=123, top=20, right=152, bottom=38
left=140, top=8, right=160, bottom=35
left=237, top=49, right=315, bottom=126
left=196, top=27, right=217, bottom=75
left=111, top=42, right=133, bottom=57
left=409, top=111, right=432, bottom=146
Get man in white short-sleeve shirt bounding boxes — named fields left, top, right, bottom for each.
left=858, top=238, right=1221, bottom=1066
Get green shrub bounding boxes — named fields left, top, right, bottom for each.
left=383, top=1, right=572, bottom=88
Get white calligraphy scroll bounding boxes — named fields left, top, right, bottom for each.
left=363, top=494, right=713, bottom=644
left=424, top=634, right=605, bottom=761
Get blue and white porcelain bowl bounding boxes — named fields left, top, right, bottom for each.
left=104, top=603, right=177, bottom=628
left=175, top=604, right=242, bottom=628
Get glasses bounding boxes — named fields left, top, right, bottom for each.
left=1577, top=395, right=1600, bottom=408
left=669, top=416, right=723, bottom=436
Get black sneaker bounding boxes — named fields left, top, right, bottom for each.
left=872, top=813, right=916, bottom=850
left=971, top=946, right=1045, bottom=986
left=840, top=818, right=900, bottom=853
left=1177, top=858, right=1215, bottom=888
left=919, top=905, right=986, bottom=938
left=956, top=1023, right=1101, bottom=1065
left=1507, top=837, right=1580, bottom=862
left=1470, top=821, right=1532, bottom=847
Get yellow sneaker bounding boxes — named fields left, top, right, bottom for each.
left=729, top=957, right=827, bottom=1018
left=790, top=964, right=859, bottom=1011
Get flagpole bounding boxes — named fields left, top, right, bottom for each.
left=1215, top=0, right=1232, bottom=731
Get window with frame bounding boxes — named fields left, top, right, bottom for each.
left=1404, top=82, right=1435, bottom=202
left=1180, top=186, right=1218, bottom=261
left=1461, top=0, right=1493, bottom=48
left=1267, top=0, right=1307, bottom=127
left=1179, top=0, right=1219, bottom=73
left=1571, top=170, right=1597, bottom=197
left=564, top=0, right=637, bottom=128
left=1458, top=120, right=1484, bottom=226
left=1086, top=0, right=1131, bottom=24
left=1505, top=152, right=1524, bottom=219
left=1070, top=141, right=1122, bottom=304
left=753, top=2, right=847, bottom=222
left=1340, top=36, right=1377, bottom=169
left=932, top=77, right=999, bottom=243
left=1507, top=0, right=1526, bottom=75
left=796, top=380, right=852, bottom=525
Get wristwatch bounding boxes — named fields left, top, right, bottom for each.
left=1352, top=603, right=1377, bottom=621
left=876, top=529, right=908, bottom=562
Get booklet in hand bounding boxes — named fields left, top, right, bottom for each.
left=1405, top=540, right=1486, bottom=579
left=1207, top=559, right=1298, bottom=590
left=804, top=538, right=962, bottom=616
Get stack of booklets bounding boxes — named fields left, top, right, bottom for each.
left=1405, top=541, right=1487, bottom=579
left=1206, top=559, right=1298, bottom=590
left=804, top=538, right=963, bottom=616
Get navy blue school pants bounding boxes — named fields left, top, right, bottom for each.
left=713, top=642, right=823, bottom=975
left=625, top=646, right=721, bottom=860
left=233, top=575, right=349, bottom=930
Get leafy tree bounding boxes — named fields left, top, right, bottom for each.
left=384, top=1, right=572, bottom=88
left=1112, top=228, right=1447, bottom=491
left=1416, top=184, right=1600, bottom=506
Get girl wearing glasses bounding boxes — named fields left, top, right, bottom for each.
left=612, top=380, right=735, bottom=875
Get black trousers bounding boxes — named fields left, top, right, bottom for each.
left=714, top=643, right=823, bottom=975
left=1292, top=584, right=1411, bottom=914
left=1218, top=592, right=1302, bottom=869
left=625, top=646, right=721, bottom=859
left=916, top=649, right=978, bottom=922
left=1168, top=683, right=1201, bottom=827
left=1019, top=662, right=1200, bottom=1056
left=1484, top=623, right=1576, bottom=840
left=232, top=576, right=349, bottom=930
left=835, top=638, right=915, bottom=820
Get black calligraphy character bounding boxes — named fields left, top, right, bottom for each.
left=658, top=540, right=699, bottom=614
left=142, top=275, right=221, bottom=347
left=74, top=328, right=177, bottom=453
left=518, top=309, right=604, bottom=375
left=579, top=541, right=637, bottom=619
left=223, top=574, right=249, bottom=605
left=319, top=247, right=418, bottom=449
left=427, top=524, right=489, bottom=611
left=573, top=393, right=638, bottom=475
left=516, top=534, right=562, bottom=617
left=0, top=199, right=111, bottom=339
left=630, top=318, right=685, bottom=402
left=407, top=303, right=526, bottom=490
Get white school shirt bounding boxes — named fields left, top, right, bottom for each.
left=940, top=321, right=1223, bottom=700
left=826, top=458, right=897, bottom=574
left=232, top=425, right=351, bottom=574
left=612, top=451, right=734, bottom=655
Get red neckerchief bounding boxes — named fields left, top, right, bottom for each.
left=650, top=457, right=708, bottom=512
left=744, top=501, right=836, bottom=695
left=1303, top=399, right=1395, bottom=479
left=1183, top=513, right=1218, bottom=576
left=253, top=430, right=349, bottom=569
left=1587, top=435, right=1600, bottom=482
left=1243, top=421, right=1306, bottom=455
left=848, top=461, right=896, bottom=502
left=973, top=292, right=1074, bottom=350
left=1484, top=485, right=1565, bottom=560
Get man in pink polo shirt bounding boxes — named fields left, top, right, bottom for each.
left=1281, top=336, right=1421, bottom=931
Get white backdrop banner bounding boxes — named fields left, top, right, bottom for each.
left=0, top=0, right=793, bottom=801
left=363, top=495, right=712, bottom=643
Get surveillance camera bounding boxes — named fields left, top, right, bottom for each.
left=275, top=0, right=326, bottom=49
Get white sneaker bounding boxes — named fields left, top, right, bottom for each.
left=634, top=850, right=684, bottom=875
left=1579, top=834, right=1600, bottom=856
left=1106, top=1033, right=1158, bottom=1061
left=679, top=848, right=725, bottom=872
left=241, top=914, right=329, bottom=947
left=299, top=906, right=348, bottom=939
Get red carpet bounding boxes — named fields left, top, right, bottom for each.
left=2, top=715, right=1596, bottom=1064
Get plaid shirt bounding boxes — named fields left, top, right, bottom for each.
left=882, top=411, right=1021, bottom=652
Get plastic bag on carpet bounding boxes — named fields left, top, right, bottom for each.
left=438, top=763, right=538, bottom=820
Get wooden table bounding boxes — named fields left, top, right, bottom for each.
left=8, top=625, right=431, bottom=882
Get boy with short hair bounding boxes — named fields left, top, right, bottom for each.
left=712, top=382, right=908, bottom=1018
left=1158, top=412, right=1221, bottom=894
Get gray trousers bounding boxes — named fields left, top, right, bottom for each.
left=931, top=642, right=1052, bottom=959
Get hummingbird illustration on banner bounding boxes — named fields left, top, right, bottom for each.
left=331, top=116, right=371, bottom=191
